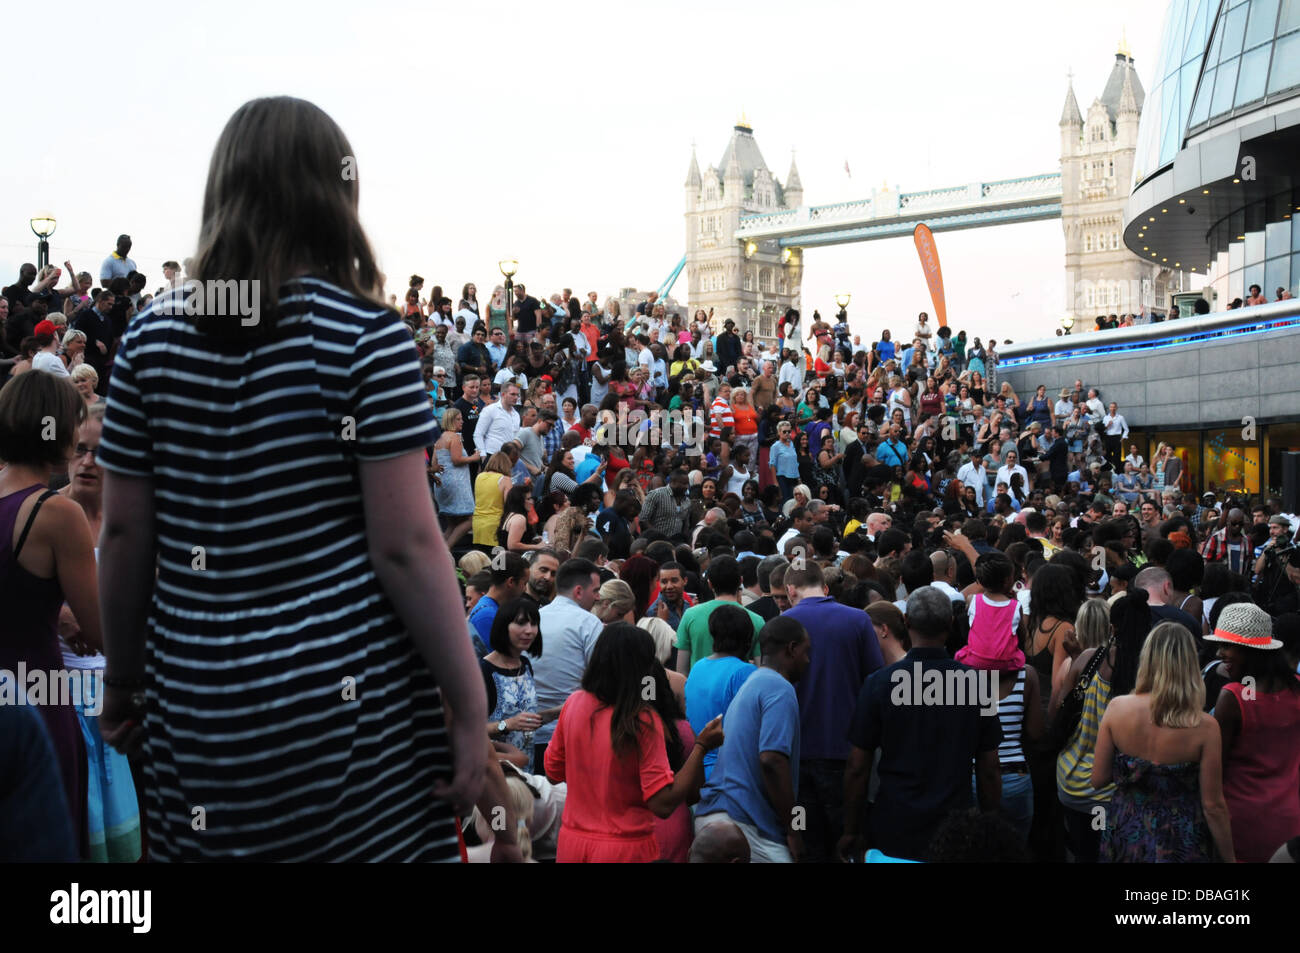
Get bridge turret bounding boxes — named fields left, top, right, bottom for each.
left=784, top=152, right=803, bottom=209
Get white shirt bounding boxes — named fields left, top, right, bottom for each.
left=474, top=401, right=521, bottom=456
left=32, top=351, right=69, bottom=377
left=1103, top=413, right=1129, bottom=437
left=778, top=361, right=802, bottom=392
left=995, top=464, right=1029, bottom=491
left=636, top=348, right=653, bottom=372
left=956, top=461, right=986, bottom=506
left=1084, top=397, right=1104, bottom=420
left=1053, top=398, right=1073, bottom=420
left=932, top=580, right=964, bottom=603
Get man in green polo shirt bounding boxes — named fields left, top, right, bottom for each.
left=674, top=555, right=764, bottom=674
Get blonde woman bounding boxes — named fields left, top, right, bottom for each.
left=1073, top=596, right=1110, bottom=652
left=71, top=364, right=104, bottom=406
left=487, top=285, right=509, bottom=338
left=458, top=550, right=491, bottom=578
left=61, top=329, right=87, bottom=371
left=1092, top=622, right=1234, bottom=862
left=473, top=451, right=514, bottom=547
left=433, top=407, right=479, bottom=547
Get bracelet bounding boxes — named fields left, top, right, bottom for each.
left=103, top=674, right=146, bottom=690
left=693, top=741, right=707, bottom=752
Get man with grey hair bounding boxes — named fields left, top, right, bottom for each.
left=839, top=586, right=1003, bottom=862
left=1134, top=566, right=1200, bottom=638
left=692, top=507, right=728, bottom=547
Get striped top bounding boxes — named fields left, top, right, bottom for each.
left=96, top=277, right=459, bottom=861
left=996, top=668, right=1028, bottom=767
left=1056, top=665, right=1116, bottom=807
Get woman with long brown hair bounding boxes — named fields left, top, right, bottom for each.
left=96, top=97, right=487, bottom=861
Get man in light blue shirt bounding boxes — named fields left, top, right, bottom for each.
left=696, top=616, right=810, bottom=863
left=875, top=425, right=909, bottom=469
left=485, top=327, right=508, bottom=370
left=532, top=558, right=605, bottom=773
left=99, top=234, right=136, bottom=285
left=769, top=422, right=800, bottom=502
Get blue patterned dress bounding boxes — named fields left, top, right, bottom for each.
left=482, top=656, right=538, bottom=764
left=1100, top=753, right=1216, bottom=863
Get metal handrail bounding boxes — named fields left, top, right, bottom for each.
left=998, top=298, right=1300, bottom=365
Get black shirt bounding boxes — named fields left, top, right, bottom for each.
left=747, top=595, right=780, bottom=622
left=73, top=309, right=114, bottom=376
left=595, top=506, right=632, bottom=560
left=848, top=646, right=1002, bottom=860
left=513, top=295, right=540, bottom=334
left=454, top=396, right=486, bottom=454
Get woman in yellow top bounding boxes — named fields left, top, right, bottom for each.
left=1053, top=589, right=1151, bottom=863
left=472, top=451, right=514, bottom=548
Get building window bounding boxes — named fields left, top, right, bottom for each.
left=1085, top=234, right=1093, bottom=253
left=1111, top=231, right=1119, bottom=250
left=1107, top=159, right=1114, bottom=177
left=1086, top=286, right=1096, bottom=307
left=744, top=271, right=753, bottom=291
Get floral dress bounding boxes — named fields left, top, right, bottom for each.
left=482, top=656, right=538, bottom=764
left=1100, top=753, right=1216, bottom=863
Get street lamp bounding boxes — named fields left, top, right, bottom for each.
left=1061, top=314, right=1074, bottom=335
left=30, top=213, right=56, bottom=270
left=499, top=258, right=518, bottom=337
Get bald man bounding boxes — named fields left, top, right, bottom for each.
left=1202, top=507, right=1252, bottom=576
left=1133, top=566, right=1200, bottom=639
left=688, top=818, right=752, bottom=863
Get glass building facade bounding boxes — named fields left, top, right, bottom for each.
left=1133, top=0, right=1217, bottom=185
left=1127, top=0, right=1300, bottom=308
left=1188, top=0, right=1300, bottom=131
left=1136, top=0, right=1300, bottom=186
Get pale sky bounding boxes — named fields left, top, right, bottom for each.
left=4, top=0, right=1172, bottom=345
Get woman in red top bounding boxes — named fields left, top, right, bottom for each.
left=730, top=386, right=760, bottom=463
left=545, top=624, right=723, bottom=863
left=1208, top=604, right=1300, bottom=863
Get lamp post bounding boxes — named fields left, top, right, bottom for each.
left=834, top=291, right=851, bottom=327
left=30, top=213, right=56, bottom=270
left=498, top=258, right=518, bottom=338
left=1061, top=314, right=1074, bottom=335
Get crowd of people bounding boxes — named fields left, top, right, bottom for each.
left=3, top=96, right=1298, bottom=864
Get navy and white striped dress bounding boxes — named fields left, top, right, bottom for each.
left=97, top=278, right=459, bottom=861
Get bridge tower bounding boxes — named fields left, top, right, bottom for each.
left=685, top=117, right=802, bottom=341
left=1060, top=42, right=1182, bottom=323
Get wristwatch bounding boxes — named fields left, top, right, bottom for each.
left=497, top=720, right=508, bottom=735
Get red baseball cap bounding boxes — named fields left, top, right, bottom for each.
left=34, top=320, right=58, bottom=337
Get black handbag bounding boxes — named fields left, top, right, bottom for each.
left=1050, top=634, right=1115, bottom=750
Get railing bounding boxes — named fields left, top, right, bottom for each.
left=997, top=298, right=1300, bottom=367
left=735, top=172, right=1062, bottom=238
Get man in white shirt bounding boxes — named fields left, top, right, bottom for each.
left=995, top=450, right=1029, bottom=496
left=474, top=381, right=522, bottom=456
left=956, top=454, right=987, bottom=508
left=929, top=550, right=965, bottom=605
left=532, top=558, right=604, bottom=773
left=1102, top=401, right=1129, bottom=470
left=1083, top=388, right=1105, bottom=421
left=31, top=336, right=69, bottom=377
left=1053, top=388, right=1074, bottom=424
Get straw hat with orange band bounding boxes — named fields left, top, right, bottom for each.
left=1203, top=603, right=1284, bottom=650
